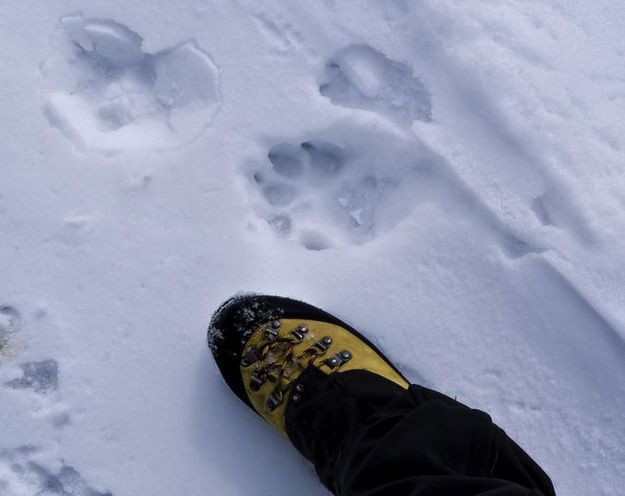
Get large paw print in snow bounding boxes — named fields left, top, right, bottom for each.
left=41, top=13, right=221, bottom=153
left=320, top=45, right=431, bottom=125
left=248, top=127, right=430, bottom=250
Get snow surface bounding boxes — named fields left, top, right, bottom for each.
left=1, top=0, right=624, bottom=494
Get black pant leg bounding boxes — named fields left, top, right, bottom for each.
left=335, top=381, right=556, bottom=496
left=487, top=425, right=556, bottom=495
left=285, top=369, right=556, bottom=496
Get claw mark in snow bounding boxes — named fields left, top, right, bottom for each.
left=41, top=13, right=221, bottom=154
left=253, top=13, right=310, bottom=57
left=532, top=195, right=554, bottom=226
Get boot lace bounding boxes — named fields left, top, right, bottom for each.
left=240, top=321, right=353, bottom=412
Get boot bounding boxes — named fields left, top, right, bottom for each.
left=208, top=294, right=409, bottom=434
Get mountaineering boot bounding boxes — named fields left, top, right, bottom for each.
left=208, top=294, right=411, bottom=491
left=207, top=294, right=409, bottom=435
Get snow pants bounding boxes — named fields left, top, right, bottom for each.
left=285, top=368, right=556, bottom=496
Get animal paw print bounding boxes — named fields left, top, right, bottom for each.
left=41, top=13, right=221, bottom=154
left=0, top=447, right=112, bottom=496
left=249, top=130, right=426, bottom=250
left=6, top=359, right=59, bottom=394
left=320, top=44, right=431, bottom=125
left=253, top=141, right=348, bottom=250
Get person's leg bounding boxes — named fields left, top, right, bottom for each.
left=286, top=368, right=555, bottom=496
left=487, top=425, right=556, bottom=495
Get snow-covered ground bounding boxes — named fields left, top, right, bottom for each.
left=1, top=0, right=624, bottom=494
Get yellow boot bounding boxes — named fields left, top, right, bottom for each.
left=208, top=294, right=409, bottom=434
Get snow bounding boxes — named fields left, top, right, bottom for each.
left=1, top=0, right=624, bottom=494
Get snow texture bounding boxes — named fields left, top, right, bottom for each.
left=1, top=1, right=625, bottom=495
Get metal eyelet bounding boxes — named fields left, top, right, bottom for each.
left=325, top=350, right=352, bottom=369
left=249, top=372, right=266, bottom=391
left=266, top=390, right=284, bottom=411
left=264, top=325, right=279, bottom=341
left=241, top=348, right=260, bottom=367
left=313, top=336, right=333, bottom=354
left=289, top=324, right=309, bottom=343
